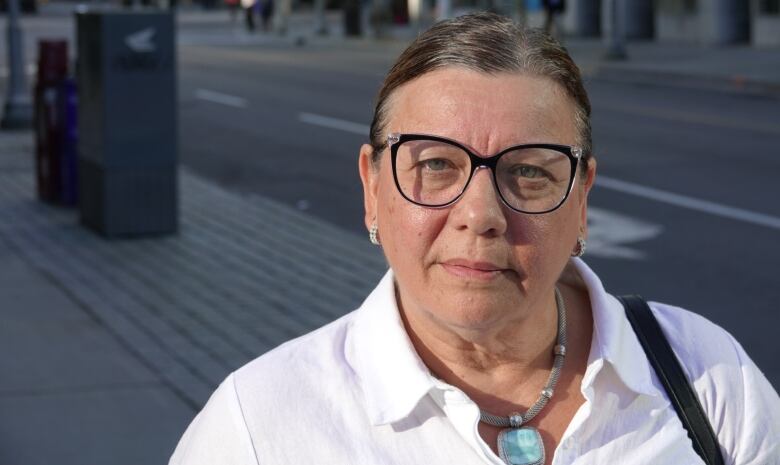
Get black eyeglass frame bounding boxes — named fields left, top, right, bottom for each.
left=387, top=133, right=584, bottom=215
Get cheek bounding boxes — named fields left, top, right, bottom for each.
left=388, top=206, right=442, bottom=254
left=506, top=204, right=579, bottom=267
left=378, top=176, right=445, bottom=262
left=506, top=210, right=564, bottom=247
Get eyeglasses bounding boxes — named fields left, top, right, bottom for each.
left=387, top=133, right=583, bottom=214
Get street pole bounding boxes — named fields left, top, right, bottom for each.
left=408, top=0, right=421, bottom=26
left=604, top=0, right=628, bottom=61
left=514, top=0, right=526, bottom=27
left=313, top=0, right=328, bottom=35
left=273, top=0, right=291, bottom=35
left=436, top=0, right=451, bottom=21
left=1, top=0, right=33, bottom=129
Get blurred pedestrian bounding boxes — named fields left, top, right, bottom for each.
left=543, top=0, right=565, bottom=37
left=260, top=0, right=274, bottom=32
left=225, top=0, right=240, bottom=22
left=242, top=0, right=256, bottom=32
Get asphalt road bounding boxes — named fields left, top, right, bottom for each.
left=3, top=9, right=779, bottom=390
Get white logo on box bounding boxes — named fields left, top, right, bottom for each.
left=125, top=28, right=156, bottom=53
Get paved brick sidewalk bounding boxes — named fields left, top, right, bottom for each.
left=0, top=131, right=386, bottom=464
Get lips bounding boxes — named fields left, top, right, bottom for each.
left=440, top=259, right=510, bottom=280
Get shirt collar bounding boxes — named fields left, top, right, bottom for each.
left=571, top=258, right=661, bottom=398
left=346, top=261, right=661, bottom=426
left=346, top=269, right=438, bottom=426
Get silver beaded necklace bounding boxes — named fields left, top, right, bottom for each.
left=479, top=287, right=567, bottom=465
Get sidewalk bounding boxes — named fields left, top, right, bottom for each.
left=0, top=130, right=386, bottom=465
left=174, top=9, right=780, bottom=98
left=5, top=5, right=780, bottom=98
left=565, top=39, right=780, bottom=97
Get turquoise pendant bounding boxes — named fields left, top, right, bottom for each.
left=497, top=427, right=545, bottom=465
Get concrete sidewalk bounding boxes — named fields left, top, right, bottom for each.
left=566, top=39, right=780, bottom=97
left=0, top=130, right=386, bottom=465
left=174, top=9, right=780, bottom=98
left=5, top=5, right=780, bottom=98
left=175, top=7, right=780, bottom=97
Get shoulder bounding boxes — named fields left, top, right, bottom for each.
left=170, top=311, right=362, bottom=464
left=648, top=301, right=739, bottom=377
left=648, top=301, right=780, bottom=463
left=169, top=373, right=259, bottom=465
left=232, top=310, right=358, bottom=397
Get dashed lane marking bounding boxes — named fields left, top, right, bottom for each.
left=194, top=88, right=248, bottom=108
left=299, top=112, right=369, bottom=135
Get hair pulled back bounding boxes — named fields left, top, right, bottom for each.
left=369, top=12, right=592, bottom=165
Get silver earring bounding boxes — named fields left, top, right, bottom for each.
left=572, top=237, right=586, bottom=257
left=369, top=223, right=381, bottom=245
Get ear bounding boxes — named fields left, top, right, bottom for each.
left=579, top=156, right=597, bottom=239
left=358, top=143, right=380, bottom=231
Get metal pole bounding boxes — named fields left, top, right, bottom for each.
left=273, top=0, right=291, bottom=35
left=514, top=0, right=526, bottom=27
left=313, top=0, right=328, bottom=35
left=1, top=0, right=33, bottom=129
left=604, top=0, right=627, bottom=61
left=408, top=0, right=421, bottom=25
left=436, top=0, right=451, bottom=21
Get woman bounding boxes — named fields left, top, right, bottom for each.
left=170, top=13, right=779, bottom=465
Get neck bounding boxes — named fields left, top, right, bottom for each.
left=399, top=286, right=560, bottom=409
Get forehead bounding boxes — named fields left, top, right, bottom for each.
left=386, top=67, right=578, bottom=154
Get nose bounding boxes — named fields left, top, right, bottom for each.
left=450, top=167, right=508, bottom=237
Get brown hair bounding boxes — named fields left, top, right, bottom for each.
left=369, top=12, right=592, bottom=168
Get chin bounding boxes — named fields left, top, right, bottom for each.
left=426, top=295, right=517, bottom=332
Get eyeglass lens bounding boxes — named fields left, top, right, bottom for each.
left=394, top=139, right=573, bottom=213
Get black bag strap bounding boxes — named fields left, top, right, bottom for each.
left=617, top=295, right=724, bottom=465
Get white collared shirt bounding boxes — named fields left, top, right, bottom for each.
left=170, top=259, right=780, bottom=465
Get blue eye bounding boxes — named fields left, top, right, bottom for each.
left=513, top=165, right=544, bottom=178
left=424, top=159, right=449, bottom=171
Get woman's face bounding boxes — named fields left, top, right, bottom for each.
left=359, top=68, right=596, bottom=333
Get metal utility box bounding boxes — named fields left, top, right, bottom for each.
left=76, top=11, right=177, bottom=237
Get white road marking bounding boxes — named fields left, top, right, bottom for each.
left=587, top=207, right=663, bottom=260
left=598, top=175, right=780, bottom=231
left=194, top=89, right=248, bottom=108
left=299, top=112, right=369, bottom=135
left=297, top=112, right=780, bottom=231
